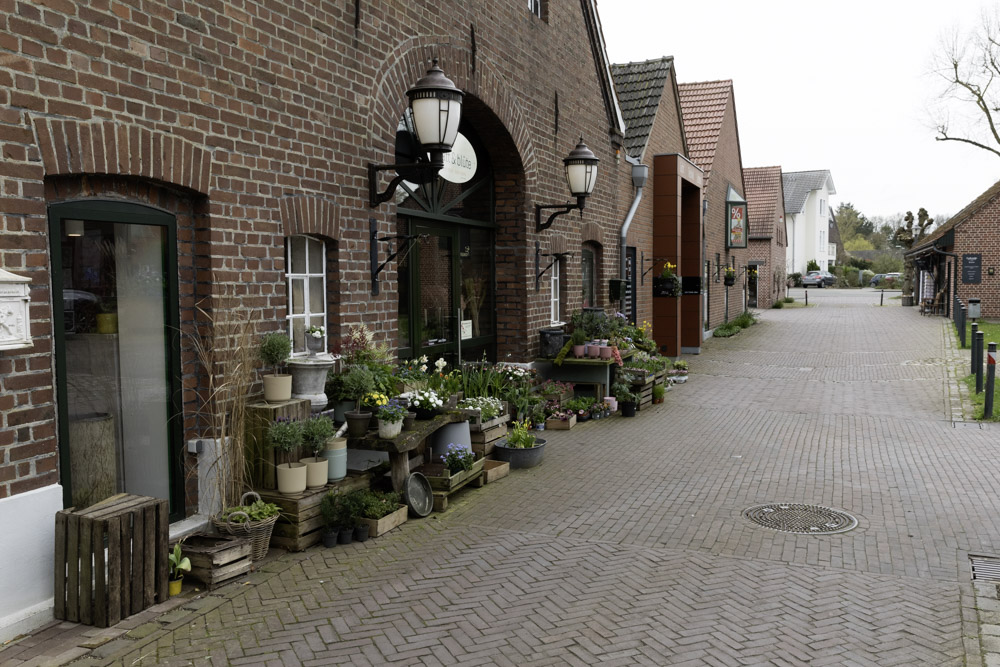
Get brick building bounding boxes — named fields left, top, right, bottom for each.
left=743, top=166, right=787, bottom=308
left=611, top=57, right=704, bottom=355
left=0, top=0, right=654, bottom=638
left=678, top=80, right=749, bottom=329
left=907, top=179, right=1000, bottom=318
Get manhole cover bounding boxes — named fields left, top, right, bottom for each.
left=743, top=503, right=858, bottom=534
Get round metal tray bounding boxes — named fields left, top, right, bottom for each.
left=404, top=472, right=433, bottom=517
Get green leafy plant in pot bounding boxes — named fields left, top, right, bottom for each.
left=342, top=365, right=376, bottom=438
left=494, top=419, right=546, bottom=469
left=612, top=382, right=638, bottom=417
left=168, top=541, right=191, bottom=596
left=267, top=417, right=307, bottom=495
left=259, top=333, right=292, bottom=403
left=320, top=491, right=351, bottom=547
left=300, top=415, right=335, bottom=488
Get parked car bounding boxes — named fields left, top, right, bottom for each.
left=801, top=270, right=835, bottom=288
left=870, top=272, right=900, bottom=288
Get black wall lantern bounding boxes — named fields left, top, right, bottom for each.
left=368, top=59, right=465, bottom=208
left=367, top=59, right=464, bottom=294
left=535, top=138, right=600, bottom=232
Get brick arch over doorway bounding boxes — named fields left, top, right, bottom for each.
left=31, top=118, right=212, bottom=195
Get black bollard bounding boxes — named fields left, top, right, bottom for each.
left=977, top=331, right=985, bottom=394
left=972, top=323, right=979, bottom=375
left=805, top=290, right=808, bottom=307
left=880, top=289, right=884, bottom=306
left=985, top=342, right=996, bottom=419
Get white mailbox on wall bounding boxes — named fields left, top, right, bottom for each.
left=0, top=268, right=32, bottom=352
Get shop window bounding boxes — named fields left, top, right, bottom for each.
left=285, top=235, right=327, bottom=355
left=581, top=245, right=596, bottom=308
left=550, top=258, right=563, bottom=325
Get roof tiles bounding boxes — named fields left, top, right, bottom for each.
left=677, top=80, right=732, bottom=185
left=782, top=170, right=835, bottom=214
left=743, top=166, right=783, bottom=238
left=610, top=58, right=673, bottom=159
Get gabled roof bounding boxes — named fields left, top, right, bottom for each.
left=743, top=166, right=783, bottom=238
left=910, top=178, right=1000, bottom=253
left=583, top=0, right=626, bottom=141
left=610, top=57, right=686, bottom=159
left=677, top=80, right=733, bottom=185
left=782, top=170, right=836, bottom=214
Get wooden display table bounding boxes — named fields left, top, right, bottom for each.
left=346, top=412, right=466, bottom=492
left=535, top=350, right=633, bottom=399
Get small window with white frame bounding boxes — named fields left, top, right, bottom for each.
left=550, top=258, right=562, bottom=325
left=528, top=0, right=543, bottom=19
left=285, top=235, right=327, bottom=356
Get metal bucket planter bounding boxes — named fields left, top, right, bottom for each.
left=493, top=438, right=547, bottom=469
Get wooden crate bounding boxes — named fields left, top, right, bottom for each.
left=258, top=473, right=371, bottom=552
left=183, top=534, right=252, bottom=590
left=482, top=459, right=510, bottom=484
left=414, top=462, right=485, bottom=511
left=359, top=504, right=408, bottom=537
left=471, top=423, right=507, bottom=445
left=245, top=398, right=312, bottom=490
left=545, top=414, right=576, bottom=430
left=54, top=494, right=168, bottom=628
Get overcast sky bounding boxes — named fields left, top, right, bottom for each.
left=599, top=0, right=1000, bottom=223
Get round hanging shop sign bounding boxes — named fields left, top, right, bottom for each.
left=438, top=133, right=477, bottom=184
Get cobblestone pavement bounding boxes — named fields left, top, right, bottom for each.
left=7, top=288, right=1000, bottom=666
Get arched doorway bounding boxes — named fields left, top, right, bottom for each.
left=396, top=111, right=496, bottom=366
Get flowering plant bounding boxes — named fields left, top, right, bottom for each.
left=539, top=380, right=574, bottom=396
left=377, top=400, right=407, bottom=423
left=505, top=420, right=538, bottom=448
left=363, top=391, right=389, bottom=408
left=306, top=325, right=325, bottom=338
left=457, top=396, right=504, bottom=421
left=724, top=266, right=736, bottom=278
left=396, top=355, right=429, bottom=381
left=547, top=409, right=573, bottom=421
left=443, top=443, right=475, bottom=474
left=660, top=261, right=678, bottom=280
left=497, top=363, right=535, bottom=385
left=410, top=389, right=443, bottom=411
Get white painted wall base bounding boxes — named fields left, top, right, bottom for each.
left=0, top=485, right=63, bottom=643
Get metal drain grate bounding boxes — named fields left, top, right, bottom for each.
left=970, top=555, right=1000, bottom=581
left=743, top=503, right=858, bottom=534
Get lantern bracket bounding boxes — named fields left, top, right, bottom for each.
left=368, top=155, right=444, bottom=208
left=535, top=195, right=586, bottom=232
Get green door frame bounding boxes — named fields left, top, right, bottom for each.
left=48, top=200, right=184, bottom=520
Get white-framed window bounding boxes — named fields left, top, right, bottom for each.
left=819, top=230, right=826, bottom=251
left=550, top=258, right=562, bottom=325
left=829, top=243, right=836, bottom=257
left=285, top=235, right=327, bottom=355
left=528, top=0, right=541, bottom=17
left=819, top=199, right=826, bottom=215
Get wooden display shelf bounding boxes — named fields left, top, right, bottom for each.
left=258, top=473, right=371, bottom=552
left=245, top=398, right=313, bottom=490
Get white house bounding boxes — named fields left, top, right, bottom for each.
left=782, top=170, right=837, bottom=274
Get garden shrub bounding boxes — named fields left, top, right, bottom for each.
left=772, top=300, right=784, bottom=309
left=713, top=323, right=740, bottom=338
left=731, top=311, right=758, bottom=329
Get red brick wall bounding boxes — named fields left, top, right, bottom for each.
left=703, top=88, right=748, bottom=328
left=0, top=1, right=635, bottom=502
left=953, top=198, right=1000, bottom=317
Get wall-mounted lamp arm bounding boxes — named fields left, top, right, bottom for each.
left=369, top=217, right=426, bottom=295
left=535, top=195, right=586, bottom=232
left=368, top=154, right=444, bottom=207
left=534, top=241, right=574, bottom=290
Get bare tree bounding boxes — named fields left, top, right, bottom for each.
left=933, top=9, right=1000, bottom=158
left=892, top=209, right=934, bottom=304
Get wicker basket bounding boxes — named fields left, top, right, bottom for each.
left=213, top=492, right=279, bottom=562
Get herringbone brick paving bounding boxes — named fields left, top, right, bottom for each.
left=5, top=288, right=999, bottom=665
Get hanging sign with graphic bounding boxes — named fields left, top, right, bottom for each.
left=726, top=185, right=748, bottom=249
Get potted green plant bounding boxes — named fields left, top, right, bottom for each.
left=300, top=415, right=335, bottom=488
left=652, top=384, right=666, bottom=404
left=320, top=491, right=350, bottom=547
left=213, top=492, right=281, bottom=562
left=344, top=490, right=370, bottom=542
left=410, top=389, right=443, bottom=420
left=267, top=417, right=306, bottom=494
left=494, top=419, right=546, bottom=469
left=612, top=382, right=637, bottom=417
left=168, top=541, right=191, bottom=596
left=377, top=399, right=407, bottom=438
left=724, top=266, right=736, bottom=286
left=305, top=324, right=326, bottom=357
left=356, top=490, right=407, bottom=538
left=672, top=359, right=689, bottom=384
left=259, top=333, right=293, bottom=403
left=325, top=370, right=353, bottom=422
left=342, top=365, right=376, bottom=437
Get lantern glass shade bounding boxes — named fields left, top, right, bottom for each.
left=406, top=60, right=464, bottom=154
left=563, top=139, right=599, bottom=197
left=65, top=219, right=85, bottom=237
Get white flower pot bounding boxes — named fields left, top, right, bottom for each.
left=299, top=457, right=329, bottom=488
left=263, top=374, right=292, bottom=403
left=378, top=419, right=403, bottom=439
left=276, top=462, right=307, bottom=495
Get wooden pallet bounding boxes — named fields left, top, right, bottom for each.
left=258, top=473, right=371, bottom=552
left=245, top=398, right=312, bottom=490
left=183, top=534, right=252, bottom=590
left=415, top=462, right=485, bottom=512
left=54, top=494, right=168, bottom=628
